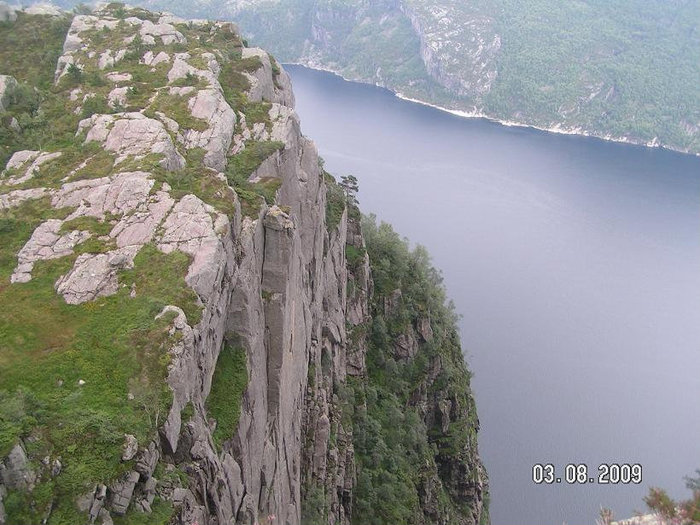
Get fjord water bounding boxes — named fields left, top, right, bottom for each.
left=285, top=65, right=700, bottom=525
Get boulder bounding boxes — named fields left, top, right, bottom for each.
left=55, top=246, right=139, bottom=305
left=241, top=47, right=294, bottom=106
left=77, top=483, right=107, bottom=523
left=393, top=331, right=418, bottom=360
left=108, top=471, right=140, bottom=516
left=107, top=86, right=128, bottom=109
left=417, top=317, right=434, bottom=342
left=134, top=441, right=159, bottom=480
left=52, top=171, right=154, bottom=218
left=0, top=485, right=5, bottom=525
left=158, top=195, right=230, bottom=301
left=23, top=3, right=61, bottom=16
left=122, top=435, right=138, bottom=461
left=180, top=88, right=236, bottom=171
left=0, top=188, right=48, bottom=210
left=0, top=443, right=35, bottom=491
left=2, top=150, right=62, bottom=186
left=11, top=219, right=91, bottom=283
left=80, top=113, right=185, bottom=171
left=139, top=20, right=186, bottom=46
left=0, top=75, right=17, bottom=112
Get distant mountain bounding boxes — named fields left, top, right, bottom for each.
left=59, top=0, right=699, bottom=154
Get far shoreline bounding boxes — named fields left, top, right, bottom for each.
left=283, top=62, right=700, bottom=159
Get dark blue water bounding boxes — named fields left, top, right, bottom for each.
left=285, top=64, right=700, bottom=525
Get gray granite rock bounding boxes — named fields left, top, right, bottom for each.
left=0, top=75, right=17, bottom=112
left=122, top=435, right=138, bottom=461
left=0, top=444, right=35, bottom=491
left=55, top=246, right=139, bottom=304
left=80, top=113, right=185, bottom=171
left=2, top=150, right=62, bottom=186
left=180, top=88, right=236, bottom=171
left=0, top=188, right=48, bottom=210
left=11, top=219, right=91, bottom=283
left=2, top=9, right=383, bottom=525
left=108, top=471, right=140, bottom=516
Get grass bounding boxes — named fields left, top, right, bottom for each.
left=241, top=101, right=272, bottom=130
left=163, top=148, right=237, bottom=217
left=59, top=216, right=113, bottom=236
left=206, top=342, right=248, bottom=450
left=0, top=220, right=200, bottom=523
left=0, top=13, right=71, bottom=90
left=219, top=56, right=263, bottom=110
left=225, top=140, right=284, bottom=216
left=145, top=92, right=209, bottom=132
left=112, top=498, right=175, bottom=525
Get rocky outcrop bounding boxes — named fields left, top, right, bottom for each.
left=0, top=75, right=17, bottom=112
left=0, top=444, right=36, bottom=491
left=242, top=47, right=294, bottom=107
left=80, top=113, right=186, bottom=171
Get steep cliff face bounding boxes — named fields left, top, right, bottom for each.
left=0, top=4, right=487, bottom=525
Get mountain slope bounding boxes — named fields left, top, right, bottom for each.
left=87, top=0, right=700, bottom=155
left=0, top=4, right=487, bottom=524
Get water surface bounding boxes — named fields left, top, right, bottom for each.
left=285, top=64, right=700, bottom=525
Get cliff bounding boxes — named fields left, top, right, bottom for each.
left=0, top=4, right=487, bottom=525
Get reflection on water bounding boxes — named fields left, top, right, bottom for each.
left=286, top=64, right=700, bottom=525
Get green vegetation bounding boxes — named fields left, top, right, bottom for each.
left=345, top=244, right=365, bottom=269
left=225, top=140, right=284, bottom=216
left=162, top=149, right=238, bottom=216
left=146, top=92, right=209, bottom=131
left=0, top=228, right=199, bottom=523
left=324, top=172, right=346, bottom=232
left=0, top=12, right=71, bottom=89
left=0, top=13, right=78, bottom=168
left=219, top=55, right=262, bottom=110
left=206, top=341, right=248, bottom=450
left=478, top=0, right=700, bottom=151
left=59, top=215, right=113, bottom=236
left=640, top=471, right=700, bottom=525
left=346, top=214, right=484, bottom=524
left=80, top=94, right=111, bottom=119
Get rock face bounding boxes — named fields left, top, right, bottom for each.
left=0, top=4, right=488, bottom=525
left=400, top=2, right=500, bottom=99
